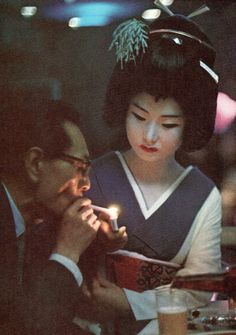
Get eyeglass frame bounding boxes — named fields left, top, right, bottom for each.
left=58, top=153, right=91, bottom=175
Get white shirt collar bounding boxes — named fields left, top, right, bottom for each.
left=2, top=184, right=25, bottom=237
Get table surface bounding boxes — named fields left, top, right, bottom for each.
left=139, top=300, right=236, bottom=335
left=188, top=300, right=236, bottom=335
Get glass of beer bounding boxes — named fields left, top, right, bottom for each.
left=156, top=288, right=188, bottom=335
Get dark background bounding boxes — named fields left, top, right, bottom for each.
left=0, top=0, right=236, bottom=157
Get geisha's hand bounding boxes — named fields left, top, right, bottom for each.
left=89, top=276, right=133, bottom=321
left=96, top=218, right=128, bottom=253
left=74, top=276, right=132, bottom=322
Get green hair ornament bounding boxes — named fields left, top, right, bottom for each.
left=109, top=18, right=149, bottom=69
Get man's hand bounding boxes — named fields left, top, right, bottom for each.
left=96, top=216, right=128, bottom=253
left=53, top=198, right=101, bottom=263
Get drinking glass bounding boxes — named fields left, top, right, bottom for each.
left=156, top=287, right=188, bottom=335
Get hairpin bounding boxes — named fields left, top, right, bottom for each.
left=154, top=1, right=210, bottom=19
left=109, top=19, right=149, bottom=69
left=187, top=5, right=210, bottom=19
left=153, top=0, right=174, bottom=16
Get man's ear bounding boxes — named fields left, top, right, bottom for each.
left=24, top=147, right=45, bottom=183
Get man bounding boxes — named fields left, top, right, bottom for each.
left=0, top=96, right=127, bottom=335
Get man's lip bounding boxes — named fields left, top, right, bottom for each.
left=140, top=145, right=158, bottom=153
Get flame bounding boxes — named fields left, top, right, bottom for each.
left=108, top=206, right=119, bottom=220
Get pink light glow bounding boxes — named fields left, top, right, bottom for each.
left=215, top=92, right=236, bottom=133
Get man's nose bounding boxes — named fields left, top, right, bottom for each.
left=144, top=122, right=159, bottom=144
left=78, top=175, right=90, bottom=193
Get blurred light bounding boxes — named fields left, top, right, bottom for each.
left=43, top=2, right=142, bottom=26
left=20, top=6, right=37, bottom=18
left=68, top=17, right=81, bottom=29
left=173, top=37, right=182, bottom=45
left=215, top=92, right=236, bottom=133
left=159, top=0, right=174, bottom=5
left=64, top=0, right=76, bottom=3
left=142, top=9, right=161, bottom=20
left=62, top=2, right=137, bottom=17
left=73, top=16, right=111, bottom=27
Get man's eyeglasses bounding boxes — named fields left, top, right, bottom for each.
left=59, top=153, right=91, bottom=175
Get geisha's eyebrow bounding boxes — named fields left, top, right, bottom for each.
left=132, top=102, right=148, bottom=113
left=132, top=102, right=182, bottom=118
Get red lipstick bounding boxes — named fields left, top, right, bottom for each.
left=140, top=145, right=158, bottom=153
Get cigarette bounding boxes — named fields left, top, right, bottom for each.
left=91, top=204, right=119, bottom=232
left=90, top=204, right=112, bottom=217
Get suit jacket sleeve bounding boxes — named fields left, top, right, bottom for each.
left=25, top=260, right=91, bottom=335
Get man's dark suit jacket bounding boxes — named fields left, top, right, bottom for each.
left=0, top=183, right=91, bottom=335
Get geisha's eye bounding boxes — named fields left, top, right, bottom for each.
left=132, top=112, right=146, bottom=121
left=162, top=123, right=179, bottom=129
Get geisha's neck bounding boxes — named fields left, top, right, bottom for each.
left=123, top=149, right=183, bottom=184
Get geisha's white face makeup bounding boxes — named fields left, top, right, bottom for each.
left=125, top=93, right=185, bottom=162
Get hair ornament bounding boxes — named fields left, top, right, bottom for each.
left=109, top=18, right=149, bottom=69
left=153, top=0, right=174, bottom=16
left=149, top=28, right=214, bottom=52
left=200, top=60, right=219, bottom=83
left=187, top=5, right=210, bottom=19
left=154, top=1, right=210, bottom=19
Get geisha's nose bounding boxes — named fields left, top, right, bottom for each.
left=144, top=122, right=159, bottom=144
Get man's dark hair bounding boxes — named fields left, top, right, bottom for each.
left=0, top=94, right=80, bottom=175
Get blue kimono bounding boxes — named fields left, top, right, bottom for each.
left=87, top=151, right=215, bottom=261
left=85, top=151, right=221, bottom=334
